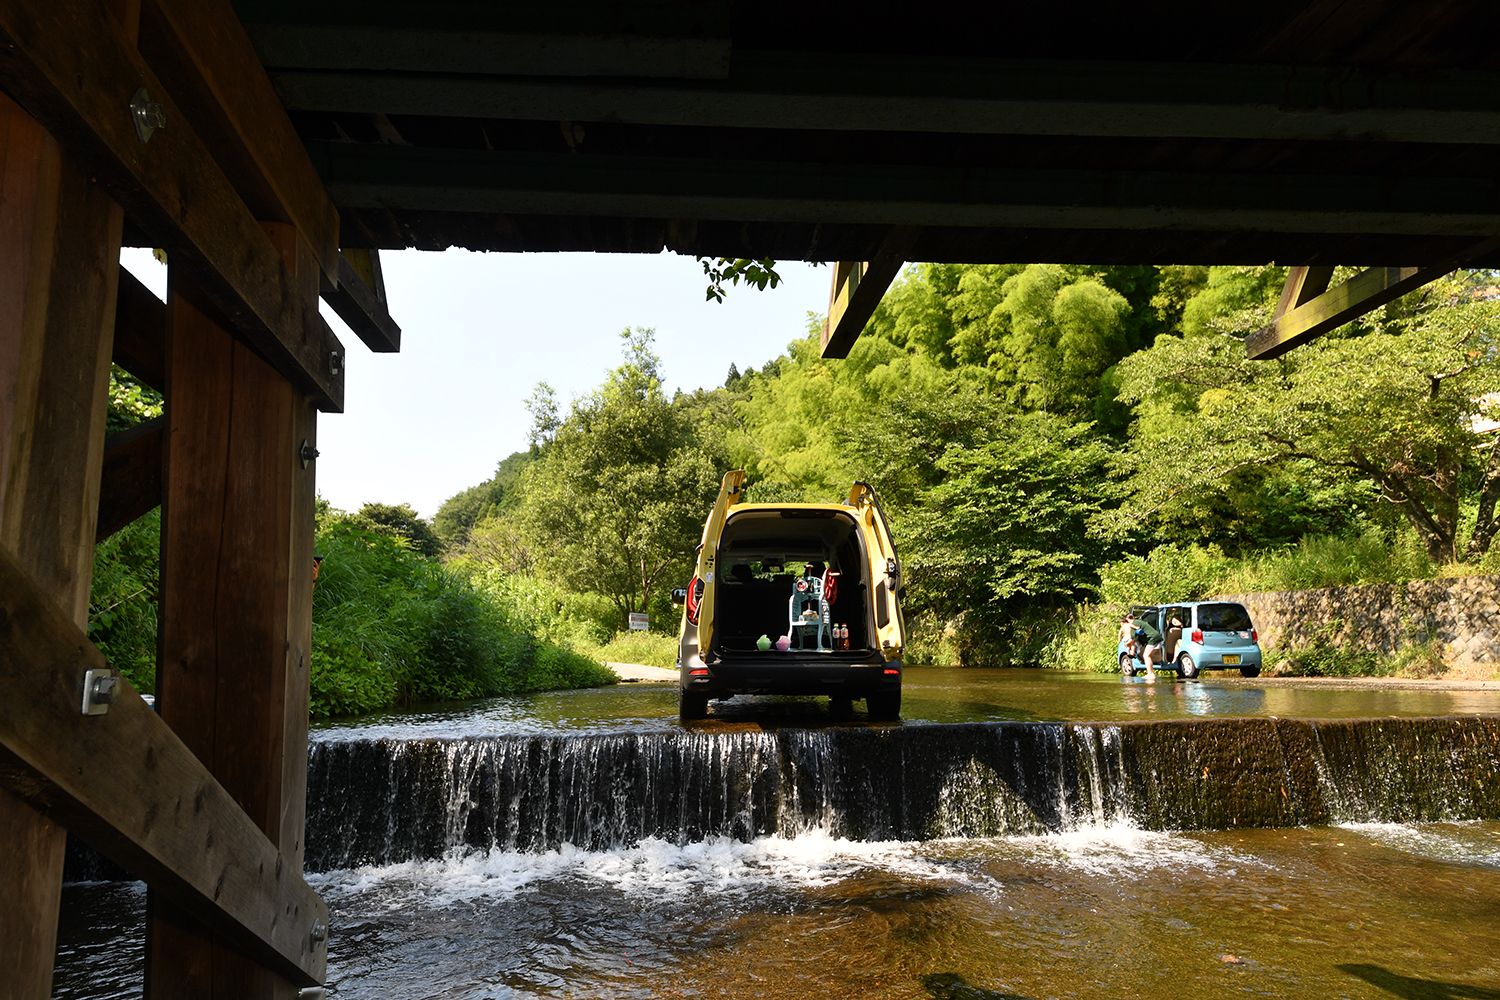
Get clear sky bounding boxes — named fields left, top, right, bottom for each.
left=121, top=249, right=833, bottom=518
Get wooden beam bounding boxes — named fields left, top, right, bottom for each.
left=0, top=546, right=328, bottom=988
left=96, top=417, right=164, bottom=543
left=267, top=51, right=1500, bottom=146
left=1247, top=236, right=1500, bottom=359
left=0, top=0, right=346, bottom=411
left=320, top=249, right=401, bottom=353
left=0, top=86, right=122, bottom=1000
left=137, top=0, right=342, bottom=282
left=820, top=226, right=920, bottom=359
left=1273, top=265, right=1336, bottom=319
left=309, top=141, right=1500, bottom=238
left=114, top=266, right=167, bottom=393
left=149, top=269, right=323, bottom=997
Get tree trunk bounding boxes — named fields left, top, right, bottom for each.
left=1467, top=445, right=1500, bottom=559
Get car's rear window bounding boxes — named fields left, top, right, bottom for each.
left=1197, top=603, right=1252, bottom=631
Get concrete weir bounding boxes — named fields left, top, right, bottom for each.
left=301, top=716, right=1500, bottom=871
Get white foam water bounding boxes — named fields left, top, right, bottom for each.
left=1337, top=820, right=1500, bottom=868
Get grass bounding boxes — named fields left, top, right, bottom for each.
left=581, top=630, right=680, bottom=669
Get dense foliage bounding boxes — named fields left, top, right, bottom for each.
left=439, top=263, right=1500, bottom=671
left=92, top=259, right=1500, bottom=701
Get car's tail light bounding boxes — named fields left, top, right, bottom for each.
left=884, top=668, right=900, bottom=675
left=686, top=576, right=703, bottom=626
left=689, top=668, right=709, bottom=676
left=1251, top=628, right=1258, bottom=642
left=1191, top=630, right=1203, bottom=644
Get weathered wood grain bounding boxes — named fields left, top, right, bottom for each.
left=0, top=90, right=121, bottom=1000
left=0, top=0, right=345, bottom=411
left=139, top=0, right=342, bottom=283
left=149, top=272, right=321, bottom=996
left=0, top=546, right=328, bottom=987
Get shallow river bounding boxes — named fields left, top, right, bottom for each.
left=308, top=666, right=1500, bottom=741
left=55, top=669, right=1500, bottom=999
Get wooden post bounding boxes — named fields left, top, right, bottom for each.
left=147, top=266, right=317, bottom=999
left=0, top=90, right=124, bottom=1000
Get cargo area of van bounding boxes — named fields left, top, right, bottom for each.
left=711, top=508, right=871, bottom=655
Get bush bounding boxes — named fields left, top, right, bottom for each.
left=310, top=522, right=616, bottom=716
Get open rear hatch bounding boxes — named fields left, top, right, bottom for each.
left=711, top=507, right=874, bottom=659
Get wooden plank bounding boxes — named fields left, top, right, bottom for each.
left=0, top=77, right=123, bottom=1000
left=267, top=51, right=1500, bottom=146
left=0, top=546, right=328, bottom=987
left=320, top=249, right=401, bottom=352
left=148, top=270, right=322, bottom=997
left=820, top=226, right=920, bottom=359
left=309, top=141, right=1500, bottom=237
left=139, top=0, right=341, bottom=282
left=96, top=417, right=164, bottom=543
left=0, top=0, right=345, bottom=411
left=114, top=266, right=167, bottom=392
left=1248, top=266, right=1424, bottom=359
left=1249, top=233, right=1500, bottom=359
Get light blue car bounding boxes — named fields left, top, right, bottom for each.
left=1118, top=601, right=1263, bottom=679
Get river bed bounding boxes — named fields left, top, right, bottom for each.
left=54, top=669, right=1500, bottom=998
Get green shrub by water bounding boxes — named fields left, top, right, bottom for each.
left=309, top=523, right=615, bottom=717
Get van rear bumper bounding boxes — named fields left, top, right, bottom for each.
left=682, top=652, right=901, bottom=697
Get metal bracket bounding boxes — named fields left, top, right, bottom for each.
left=82, top=668, right=121, bottom=716
left=130, top=88, right=166, bottom=144
left=299, top=439, right=319, bottom=469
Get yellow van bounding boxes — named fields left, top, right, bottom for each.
left=672, top=471, right=906, bottom=720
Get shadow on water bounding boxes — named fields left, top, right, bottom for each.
left=1339, top=964, right=1500, bottom=999
left=920, top=972, right=1034, bottom=999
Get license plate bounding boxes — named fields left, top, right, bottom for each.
left=1223, top=654, right=1241, bottom=665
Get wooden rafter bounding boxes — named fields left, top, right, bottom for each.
left=0, top=547, right=329, bottom=986
left=139, top=0, right=342, bottom=283
left=95, top=417, right=163, bottom=543
left=113, top=267, right=167, bottom=392
left=820, top=226, right=920, bottom=359
left=1248, top=235, right=1500, bottom=359
left=321, top=249, right=401, bottom=353
left=0, top=0, right=346, bottom=411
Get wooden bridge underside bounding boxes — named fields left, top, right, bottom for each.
left=3, top=1, right=1500, bottom=996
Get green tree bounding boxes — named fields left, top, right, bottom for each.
left=1114, top=272, right=1500, bottom=562
left=348, top=501, right=442, bottom=557
left=433, top=451, right=533, bottom=548
left=519, top=328, right=724, bottom=627
left=903, top=413, right=1122, bottom=663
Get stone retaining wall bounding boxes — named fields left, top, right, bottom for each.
left=1208, top=575, right=1500, bottom=668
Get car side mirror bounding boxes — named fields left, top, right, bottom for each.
left=670, top=588, right=688, bottom=607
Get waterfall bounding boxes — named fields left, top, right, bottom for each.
left=302, top=716, right=1500, bottom=871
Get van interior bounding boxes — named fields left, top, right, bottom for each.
left=713, top=509, right=869, bottom=654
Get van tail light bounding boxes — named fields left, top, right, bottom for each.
left=686, top=576, right=704, bottom=626
left=1191, top=630, right=1203, bottom=644
left=1251, top=628, right=1258, bottom=642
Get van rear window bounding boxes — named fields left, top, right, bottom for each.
left=1198, top=603, right=1251, bottom=631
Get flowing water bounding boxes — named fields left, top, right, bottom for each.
left=55, top=669, right=1500, bottom=999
